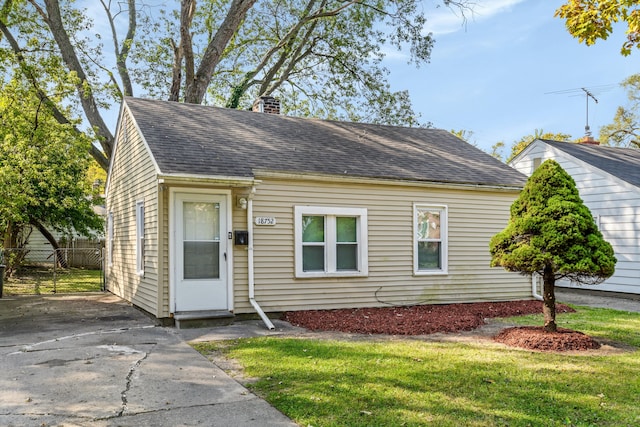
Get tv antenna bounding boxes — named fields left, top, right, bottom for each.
left=545, top=84, right=614, bottom=136
left=581, top=88, right=598, bottom=136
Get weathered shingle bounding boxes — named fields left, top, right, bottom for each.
left=542, top=139, right=640, bottom=187
left=124, top=97, right=526, bottom=187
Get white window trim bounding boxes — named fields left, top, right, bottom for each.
left=413, top=204, right=448, bottom=275
left=107, top=212, right=114, bottom=267
left=135, top=200, right=145, bottom=276
left=294, top=206, right=368, bottom=278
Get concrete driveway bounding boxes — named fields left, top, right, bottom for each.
left=0, top=293, right=296, bottom=427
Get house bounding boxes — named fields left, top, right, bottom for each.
left=15, top=204, right=105, bottom=268
left=105, top=96, right=531, bottom=327
left=509, top=138, right=640, bottom=296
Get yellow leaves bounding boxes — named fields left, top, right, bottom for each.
left=556, top=0, right=640, bottom=55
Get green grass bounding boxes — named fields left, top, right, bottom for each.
left=3, top=267, right=102, bottom=295
left=193, top=307, right=640, bottom=427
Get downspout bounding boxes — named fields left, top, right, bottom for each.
left=247, top=188, right=275, bottom=330
left=531, top=273, right=543, bottom=301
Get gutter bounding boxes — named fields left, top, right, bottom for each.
left=247, top=188, right=275, bottom=330
left=252, top=169, right=524, bottom=192
left=531, top=274, right=543, bottom=301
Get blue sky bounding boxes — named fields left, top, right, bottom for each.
left=383, top=0, right=640, bottom=155
left=90, top=0, right=638, bottom=157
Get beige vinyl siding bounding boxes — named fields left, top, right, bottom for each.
left=157, top=189, right=169, bottom=317
left=233, top=177, right=530, bottom=313
left=232, top=190, right=250, bottom=309
left=106, top=108, right=160, bottom=316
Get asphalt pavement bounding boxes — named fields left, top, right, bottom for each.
left=1, top=289, right=639, bottom=426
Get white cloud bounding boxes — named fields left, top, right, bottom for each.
left=424, top=0, right=526, bottom=35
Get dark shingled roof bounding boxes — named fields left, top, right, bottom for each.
left=124, top=97, right=526, bottom=187
left=542, top=139, right=640, bottom=187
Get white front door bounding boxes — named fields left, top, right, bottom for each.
left=174, top=192, right=228, bottom=312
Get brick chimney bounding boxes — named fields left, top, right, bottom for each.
left=580, top=136, right=599, bottom=145
left=252, top=96, right=280, bottom=114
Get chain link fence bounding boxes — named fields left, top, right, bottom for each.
left=1, top=248, right=104, bottom=296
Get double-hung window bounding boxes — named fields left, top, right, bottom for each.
left=414, top=204, right=447, bottom=274
left=135, top=201, right=145, bottom=276
left=295, top=206, right=368, bottom=278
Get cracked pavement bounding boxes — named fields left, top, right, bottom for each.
left=0, top=293, right=296, bottom=426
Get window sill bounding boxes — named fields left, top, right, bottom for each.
left=414, top=270, right=448, bottom=276
left=296, top=271, right=368, bottom=279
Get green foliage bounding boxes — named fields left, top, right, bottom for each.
left=599, top=73, right=640, bottom=147
left=556, top=0, right=640, bottom=56
left=489, top=141, right=505, bottom=161
left=490, top=160, right=616, bottom=284
left=131, top=0, right=434, bottom=126
left=0, top=78, right=103, bottom=246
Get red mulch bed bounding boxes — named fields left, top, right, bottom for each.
left=281, top=300, right=602, bottom=352
left=494, top=326, right=601, bottom=352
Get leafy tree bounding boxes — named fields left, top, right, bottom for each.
left=556, top=0, right=640, bottom=56
left=1, top=0, right=470, bottom=170
left=0, top=77, right=103, bottom=271
left=506, top=130, right=573, bottom=163
left=489, top=160, right=616, bottom=331
left=490, top=141, right=505, bottom=161
left=450, top=129, right=474, bottom=144
left=599, top=74, right=640, bottom=147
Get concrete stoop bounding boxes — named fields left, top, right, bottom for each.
left=174, top=310, right=235, bottom=329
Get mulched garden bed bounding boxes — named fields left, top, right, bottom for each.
left=494, top=326, right=601, bottom=351
left=280, top=300, right=602, bottom=352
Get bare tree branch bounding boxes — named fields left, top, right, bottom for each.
left=100, top=0, right=136, bottom=97
left=37, top=0, right=114, bottom=159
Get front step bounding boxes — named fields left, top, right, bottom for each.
left=173, top=310, right=235, bottom=329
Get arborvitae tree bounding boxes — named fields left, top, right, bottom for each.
left=489, top=160, right=616, bottom=331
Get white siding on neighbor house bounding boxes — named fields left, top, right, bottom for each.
left=231, top=177, right=531, bottom=314
left=510, top=140, right=640, bottom=294
left=106, top=108, right=161, bottom=316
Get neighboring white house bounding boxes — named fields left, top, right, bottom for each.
left=510, top=138, right=640, bottom=296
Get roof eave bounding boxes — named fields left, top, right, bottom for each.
left=252, top=169, right=524, bottom=192
left=157, top=173, right=259, bottom=187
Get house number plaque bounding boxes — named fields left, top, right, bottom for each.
left=254, top=217, right=277, bottom=226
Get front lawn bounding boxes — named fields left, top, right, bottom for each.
left=193, top=307, right=640, bottom=427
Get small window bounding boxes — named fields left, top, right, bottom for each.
left=532, top=157, right=542, bottom=171
left=136, top=201, right=145, bottom=276
left=295, top=206, right=368, bottom=278
left=107, top=212, right=114, bottom=267
left=414, top=205, right=447, bottom=275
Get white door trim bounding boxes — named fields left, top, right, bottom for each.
left=169, top=188, right=233, bottom=313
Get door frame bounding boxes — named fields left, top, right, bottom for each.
left=169, top=188, right=234, bottom=313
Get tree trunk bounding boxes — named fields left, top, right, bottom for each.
left=542, top=264, right=557, bottom=332
left=184, top=0, right=257, bottom=104
left=41, top=0, right=115, bottom=160
left=31, top=221, right=68, bottom=269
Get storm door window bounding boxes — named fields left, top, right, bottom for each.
left=414, top=205, right=447, bottom=274
left=295, top=206, right=368, bottom=278
left=183, top=202, right=220, bottom=279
